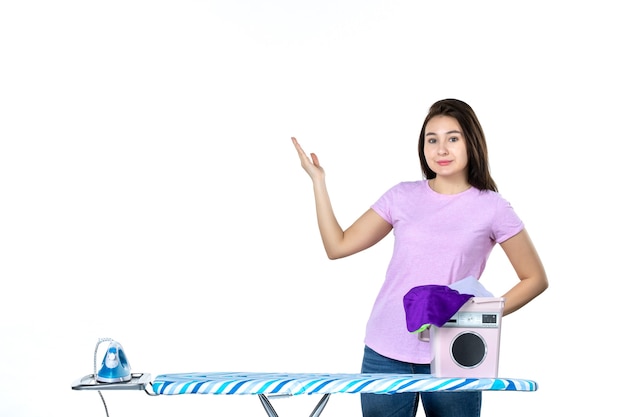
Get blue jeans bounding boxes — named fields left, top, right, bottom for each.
left=360, top=345, right=481, bottom=417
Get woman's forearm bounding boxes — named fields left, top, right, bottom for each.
left=311, top=178, right=345, bottom=259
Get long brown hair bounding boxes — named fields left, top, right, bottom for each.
left=418, top=98, right=497, bottom=192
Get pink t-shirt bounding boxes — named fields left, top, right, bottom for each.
left=366, top=180, right=524, bottom=364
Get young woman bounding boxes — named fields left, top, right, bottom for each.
left=291, top=98, right=548, bottom=417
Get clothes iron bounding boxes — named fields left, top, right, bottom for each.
left=96, top=340, right=132, bottom=383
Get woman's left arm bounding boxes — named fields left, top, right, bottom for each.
left=499, top=229, right=549, bottom=316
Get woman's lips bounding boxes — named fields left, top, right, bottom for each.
left=437, top=160, right=452, bottom=166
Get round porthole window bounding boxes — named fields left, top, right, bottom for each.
left=450, top=332, right=487, bottom=368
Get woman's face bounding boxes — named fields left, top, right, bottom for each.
left=423, top=115, right=469, bottom=180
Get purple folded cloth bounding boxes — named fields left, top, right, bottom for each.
left=403, top=285, right=473, bottom=333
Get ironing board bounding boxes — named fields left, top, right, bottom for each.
left=73, top=371, right=535, bottom=417
left=73, top=372, right=537, bottom=417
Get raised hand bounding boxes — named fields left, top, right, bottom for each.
left=291, top=136, right=325, bottom=181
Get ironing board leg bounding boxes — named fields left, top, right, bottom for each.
left=258, top=393, right=331, bottom=417
left=259, top=394, right=279, bottom=417
left=309, top=393, right=330, bottom=417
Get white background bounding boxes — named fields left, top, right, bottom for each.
left=1, top=1, right=624, bottom=416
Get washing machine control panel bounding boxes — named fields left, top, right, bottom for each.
left=443, top=311, right=500, bottom=328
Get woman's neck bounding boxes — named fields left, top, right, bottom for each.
left=428, top=177, right=471, bottom=195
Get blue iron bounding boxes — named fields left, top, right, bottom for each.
left=96, top=340, right=132, bottom=383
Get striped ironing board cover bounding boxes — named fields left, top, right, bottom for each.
left=152, top=372, right=537, bottom=396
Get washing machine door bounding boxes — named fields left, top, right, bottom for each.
left=450, top=331, right=487, bottom=368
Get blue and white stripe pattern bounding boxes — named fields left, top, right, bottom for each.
left=152, top=372, right=537, bottom=396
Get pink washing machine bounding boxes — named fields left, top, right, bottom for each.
left=420, top=297, right=504, bottom=378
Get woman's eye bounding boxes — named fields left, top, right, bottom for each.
left=449, top=136, right=458, bottom=142
left=427, top=138, right=437, bottom=144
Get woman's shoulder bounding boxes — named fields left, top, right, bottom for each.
left=382, top=180, right=428, bottom=196
left=473, top=188, right=518, bottom=213
left=389, top=180, right=427, bottom=191
left=374, top=180, right=426, bottom=203
left=475, top=188, right=510, bottom=202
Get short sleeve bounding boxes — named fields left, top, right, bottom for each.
left=492, top=196, right=524, bottom=243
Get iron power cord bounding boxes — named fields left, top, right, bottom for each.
left=94, top=338, right=114, bottom=417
